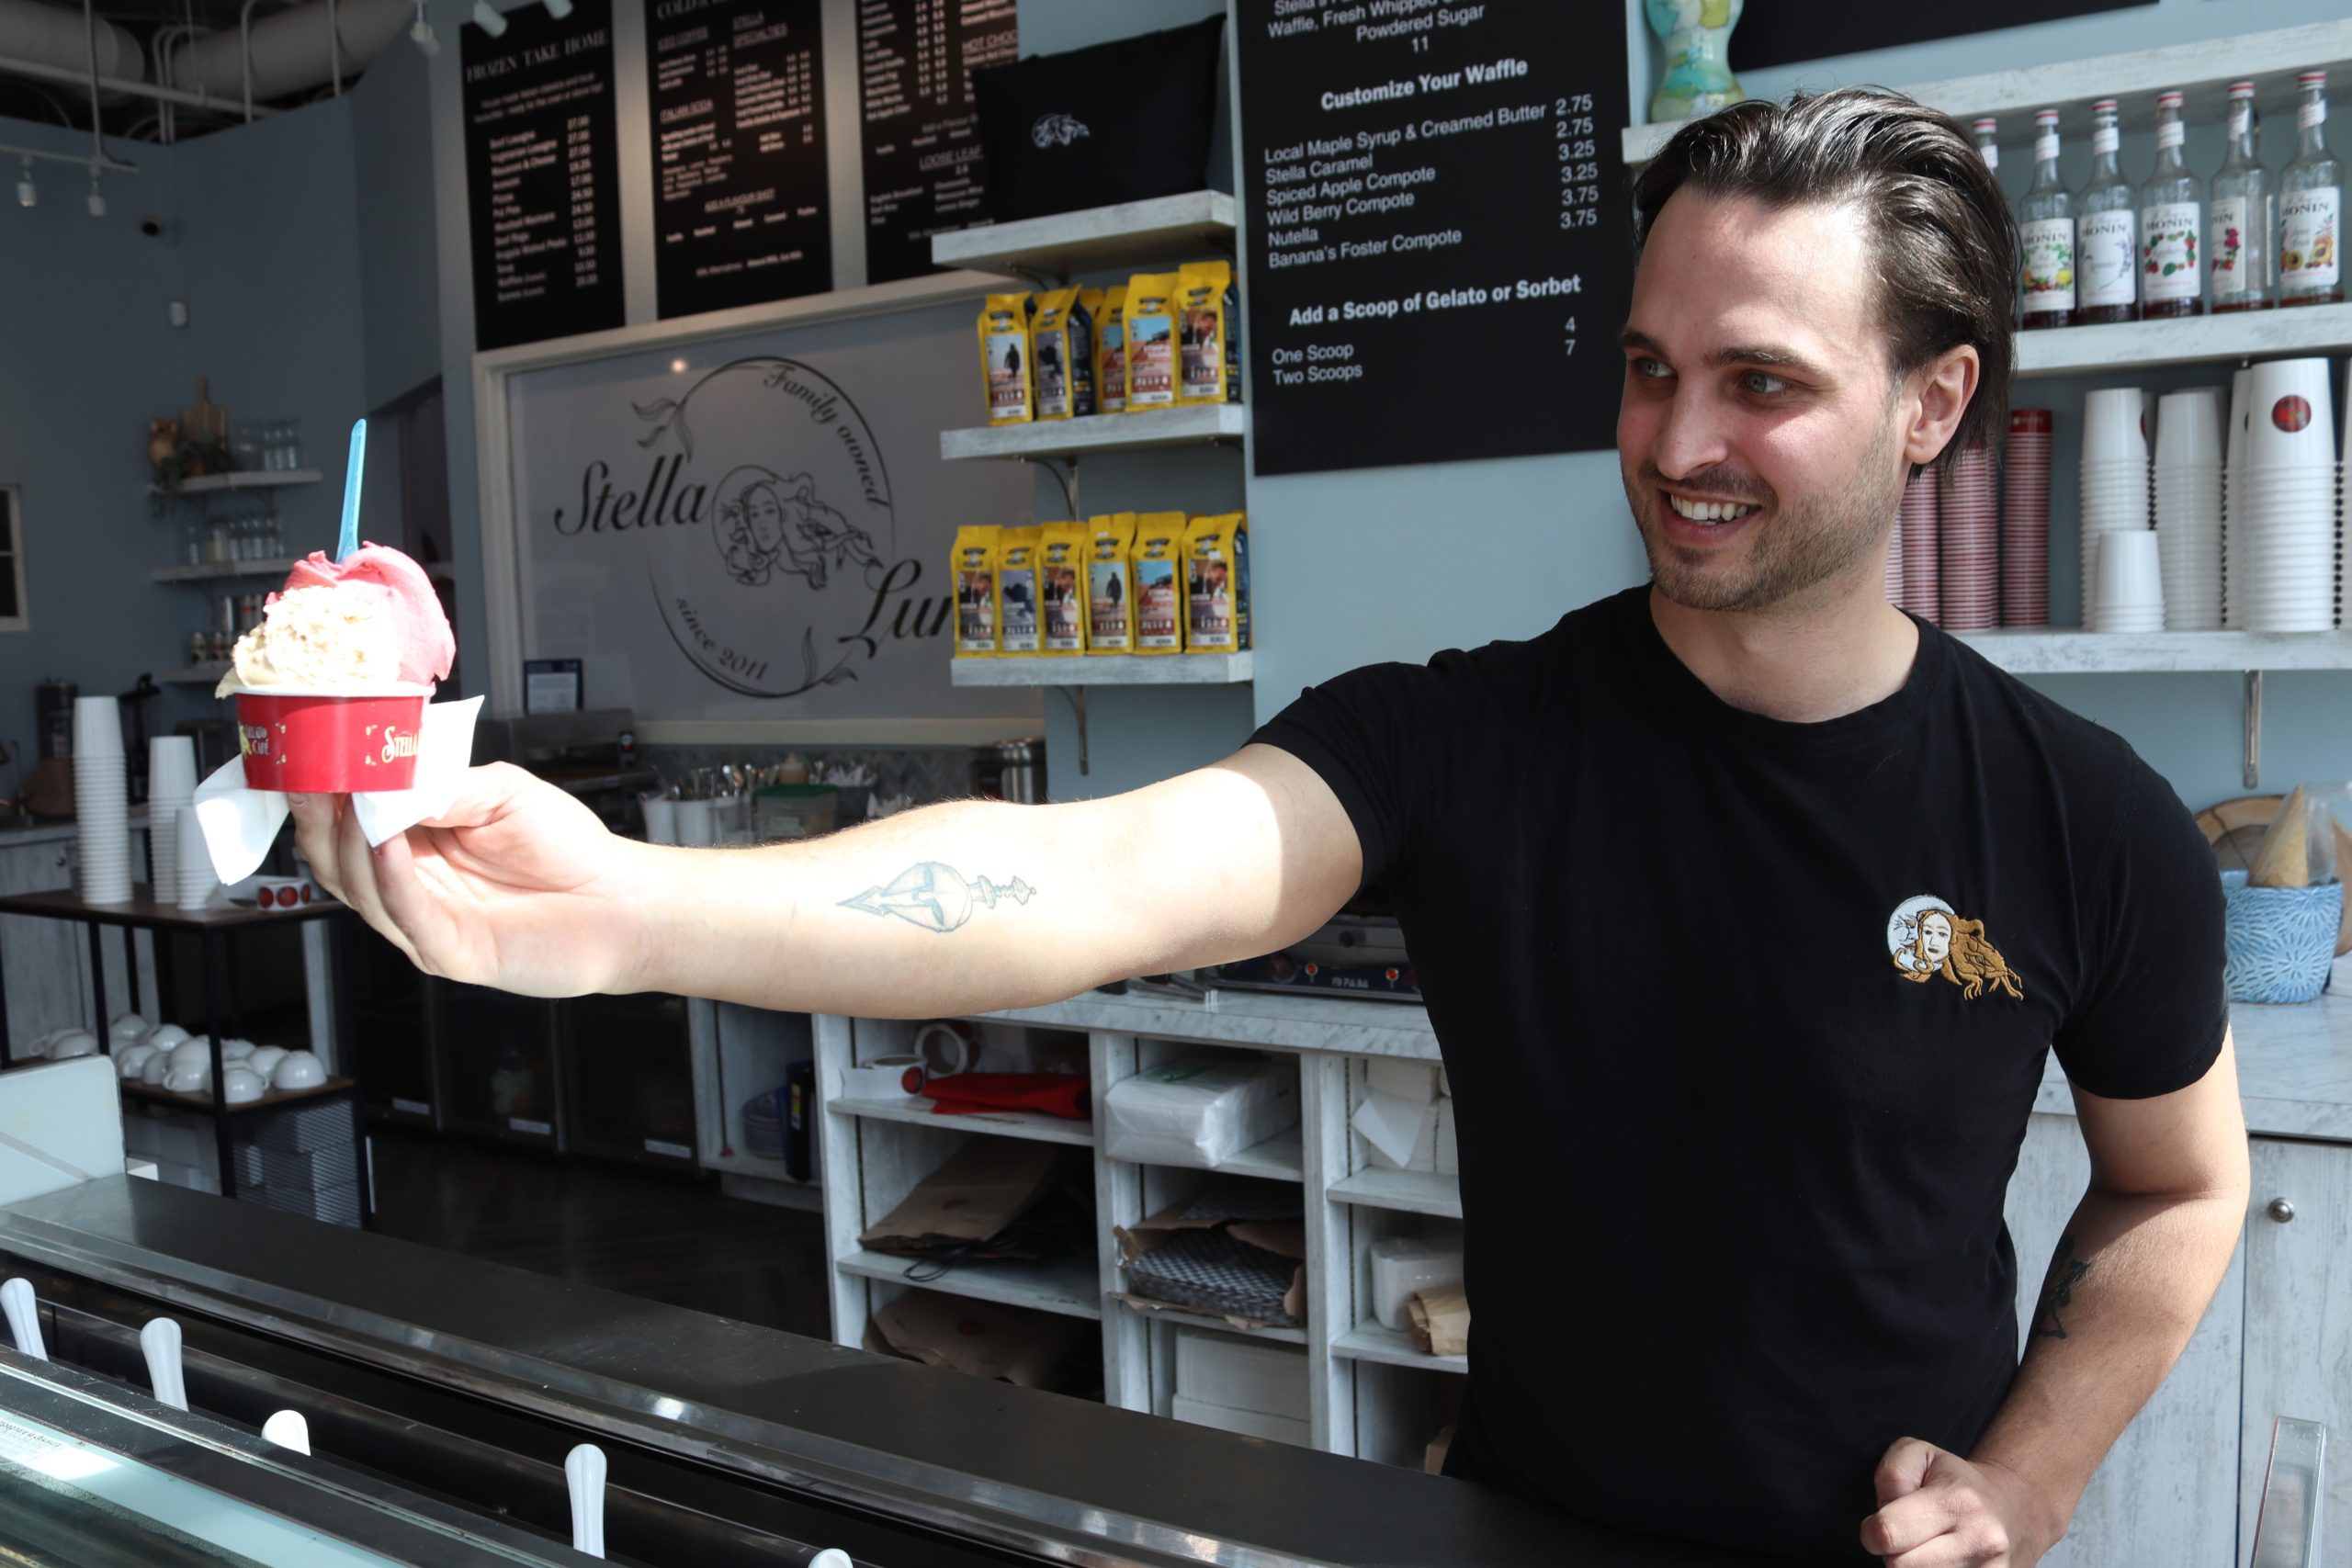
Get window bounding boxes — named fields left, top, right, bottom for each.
left=0, top=487, right=26, bottom=632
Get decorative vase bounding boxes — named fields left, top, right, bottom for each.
left=1647, top=0, right=1746, bottom=124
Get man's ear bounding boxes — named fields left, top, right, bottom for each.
left=1905, top=344, right=1981, bottom=468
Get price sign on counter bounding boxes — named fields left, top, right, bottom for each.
left=649, top=0, right=832, bottom=317
left=462, top=0, right=625, bottom=352
left=1234, top=3, right=1632, bottom=475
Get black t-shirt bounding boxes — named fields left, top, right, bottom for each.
left=1250, top=585, right=2227, bottom=1562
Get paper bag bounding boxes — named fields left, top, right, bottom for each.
left=871, top=1291, right=1088, bottom=1391
left=1408, top=1284, right=1471, bottom=1358
left=860, top=1139, right=1068, bottom=1254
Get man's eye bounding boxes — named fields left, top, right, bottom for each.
left=1632, top=357, right=1671, bottom=379
left=1743, top=371, right=1789, bottom=395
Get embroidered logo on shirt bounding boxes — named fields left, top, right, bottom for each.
left=1887, top=895, right=2024, bottom=999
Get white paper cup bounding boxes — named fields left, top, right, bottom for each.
left=2155, top=389, right=2227, bottom=468
left=148, top=737, right=198, bottom=801
left=2243, top=358, right=2338, bottom=470
left=639, top=795, right=677, bottom=844
left=72, top=696, right=121, bottom=759
left=2229, top=368, right=2255, bottom=471
left=2094, top=531, right=2165, bottom=615
left=175, top=804, right=217, bottom=910
left=2084, top=389, right=2152, bottom=465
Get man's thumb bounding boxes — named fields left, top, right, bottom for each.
left=1873, top=1437, right=1939, bottom=1506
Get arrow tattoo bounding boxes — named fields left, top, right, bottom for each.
left=840, top=862, right=1037, bottom=934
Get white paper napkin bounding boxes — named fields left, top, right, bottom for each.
left=191, top=697, right=484, bottom=886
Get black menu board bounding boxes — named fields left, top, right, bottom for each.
left=1235, top=3, right=1632, bottom=475
left=649, top=0, right=831, bottom=317
left=856, top=0, right=1018, bottom=285
left=462, top=0, right=625, bottom=352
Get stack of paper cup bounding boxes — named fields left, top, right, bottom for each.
left=1883, top=513, right=1905, bottom=604
left=1898, top=468, right=1939, bottom=624
left=2154, top=388, right=2226, bottom=630
left=2001, top=411, right=2052, bottom=626
left=146, top=736, right=198, bottom=904
left=2080, top=388, right=2153, bottom=629
left=1938, top=446, right=1998, bottom=629
left=2092, top=529, right=2165, bottom=632
left=174, top=804, right=217, bottom=910
left=2224, top=367, right=2254, bottom=628
left=2232, top=357, right=2339, bottom=633
left=71, top=697, right=132, bottom=904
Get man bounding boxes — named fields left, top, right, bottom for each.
left=300, top=91, right=2249, bottom=1566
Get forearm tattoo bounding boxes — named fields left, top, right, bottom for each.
left=841, top=863, right=1036, bottom=934
left=2031, top=1230, right=2091, bottom=1340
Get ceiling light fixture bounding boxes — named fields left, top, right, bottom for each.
left=410, top=0, right=438, bottom=54
left=85, top=168, right=104, bottom=218
left=545, top=0, right=571, bottom=17
left=470, top=0, right=505, bottom=37
left=15, top=157, right=33, bottom=209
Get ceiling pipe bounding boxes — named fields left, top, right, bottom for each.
left=167, top=0, right=403, bottom=108
left=0, top=0, right=143, bottom=93
left=0, top=49, right=258, bottom=113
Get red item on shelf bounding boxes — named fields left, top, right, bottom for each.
left=923, top=1073, right=1091, bottom=1121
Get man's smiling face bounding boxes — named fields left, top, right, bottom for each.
left=1617, top=190, right=1916, bottom=615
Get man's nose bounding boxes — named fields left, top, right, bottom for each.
left=1650, top=388, right=1733, bottom=481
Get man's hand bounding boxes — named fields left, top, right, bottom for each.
left=1860, top=1438, right=2056, bottom=1566
left=291, top=763, right=642, bottom=997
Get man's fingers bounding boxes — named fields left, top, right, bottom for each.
left=288, top=794, right=345, bottom=900
left=1862, top=1488, right=1965, bottom=1559
left=334, top=797, right=420, bottom=967
left=418, top=762, right=540, bottom=830
left=1874, top=1437, right=1939, bottom=1506
left=368, top=827, right=461, bottom=977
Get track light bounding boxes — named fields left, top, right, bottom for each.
left=15, top=157, right=32, bottom=209
left=470, top=0, right=505, bottom=36
left=410, top=0, right=439, bottom=54
left=545, top=0, right=571, bottom=17
left=85, top=169, right=104, bottom=219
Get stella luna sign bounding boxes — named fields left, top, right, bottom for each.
left=545, top=357, right=952, bottom=699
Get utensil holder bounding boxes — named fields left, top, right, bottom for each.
left=2222, top=870, right=2344, bottom=1005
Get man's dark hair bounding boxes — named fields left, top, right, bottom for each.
left=1631, top=88, right=2017, bottom=473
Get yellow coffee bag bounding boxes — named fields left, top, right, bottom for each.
left=1038, top=520, right=1091, bottom=656
left=1177, top=262, right=1240, bottom=405
left=995, top=525, right=1043, bottom=655
left=1129, top=513, right=1188, bottom=653
left=1183, top=513, right=1250, bottom=651
left=1123, top=273, right=1179, bottom=411
left=978, top=293, right=1035, bottom=424
left=953, top=525, right=1000, bottom=657
left=1094, top=287, right=1128, bottom=413
left=1032, top=288, right=1096, bottom=421
left=1088, top=513, right=1137, bottom=652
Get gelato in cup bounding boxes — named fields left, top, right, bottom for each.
left=217, top=544, right=457, bottom=793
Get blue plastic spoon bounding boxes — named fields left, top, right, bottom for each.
left=336, top=418, right=367, bottom=562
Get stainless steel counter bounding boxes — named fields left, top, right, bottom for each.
left=0, top=1178, right=1776, bottom=1567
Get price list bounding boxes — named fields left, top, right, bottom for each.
left=648, top=0, right=831, bottom=318
left=1234, top=1, right=1631, bottom=475
left=856, top=0, right=1017, bottom=285
left=462, top=0, right=624, bottom=351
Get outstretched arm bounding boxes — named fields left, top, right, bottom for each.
left=294, top=742, right=1362, bottom=1018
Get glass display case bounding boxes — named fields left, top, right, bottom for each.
left=560, top=992, right=696, bottom=1171
left=345, top=926, right=440, bottom=1131
left=438, top=983, right=564, bottom=1151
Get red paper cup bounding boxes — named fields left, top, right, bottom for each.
left=235, top=688, right=428, bottom=793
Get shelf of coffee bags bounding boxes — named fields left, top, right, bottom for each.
left=1953, top=629, right=2352, bottom=673
left=941, top=404, right=1247, bottom=463
left=951, top=652, right=1254, bottom=686
left=2013, top=302, right=2352, bottom=379
left=1622, top=17, right=2352, bottom=164
left=1332, top=1322, right=1468, bottom=1373
left=929, top=192, right=1238, bottom=281
left=835, top=1247, right=1102, bottom=1321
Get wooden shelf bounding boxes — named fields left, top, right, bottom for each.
left=1623, top=19, right=2352, bottom=163
left=2013, top=302, right=2352, bottom=380
left=837, top=1247, right=1101, bottom=1320
left=930, top=192, right=1237, bottom=280
left=1955, top=628, right=2352, bottom=673
left=950, top=652, right=1253, bottom=687
left=831, top=1093, right=1096, bottom=1147
left=941, top=404, right=1245, bottom=462
left=1332, top=1322, right=1466, bottom=1373
left=122, top=1075, right=356, bottom=1116
left=1327, top=1167, right=1463, bottom=1221
left=149, top=468, right=322, bottom=497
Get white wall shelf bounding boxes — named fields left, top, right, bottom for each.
left=941, top=405, right=1246, bottom=463
left=836, top=1247, right=1102, bottom=1321
left=1119, top=1301, right=1309, bottom=1346
left=1327, top=1167, right=1463, bottom=1221
left=930, top=192, right=1238, bottom=281
left=2013, top=303, right=2352, bottom=380
left=1623, top=19, right=2352, bottom=164
left=149, top=468, right=322, bottom=496
left=1333, top=1323, right=1466, bottom=1374
left=1209, top=1126, right=1305, bottom=1183
left=950, top=653, right=1253, bottom=688
left=152, top=556, right=457, bottom=586
left=831, top=1093, right=1097, bottom=1148
left=1956, top=628, right=2352, bottom=674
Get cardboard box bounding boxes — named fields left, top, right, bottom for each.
left=1170, top=1394, right=1312, bottom=1449
left=1174, top=1327, right=1310, bottom=1423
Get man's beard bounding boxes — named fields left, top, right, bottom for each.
left=1626, top=421, right=1905, bottom=615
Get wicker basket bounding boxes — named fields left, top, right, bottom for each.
left=2221, top=871, right=2344, bottom=1005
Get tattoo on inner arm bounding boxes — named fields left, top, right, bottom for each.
left=840, top=862, right=1036, bottom=934
left=2032, top=1230, right=2091, bottom=1340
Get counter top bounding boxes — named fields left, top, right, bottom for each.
left=983, top=985, right=2352, bottom=1142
